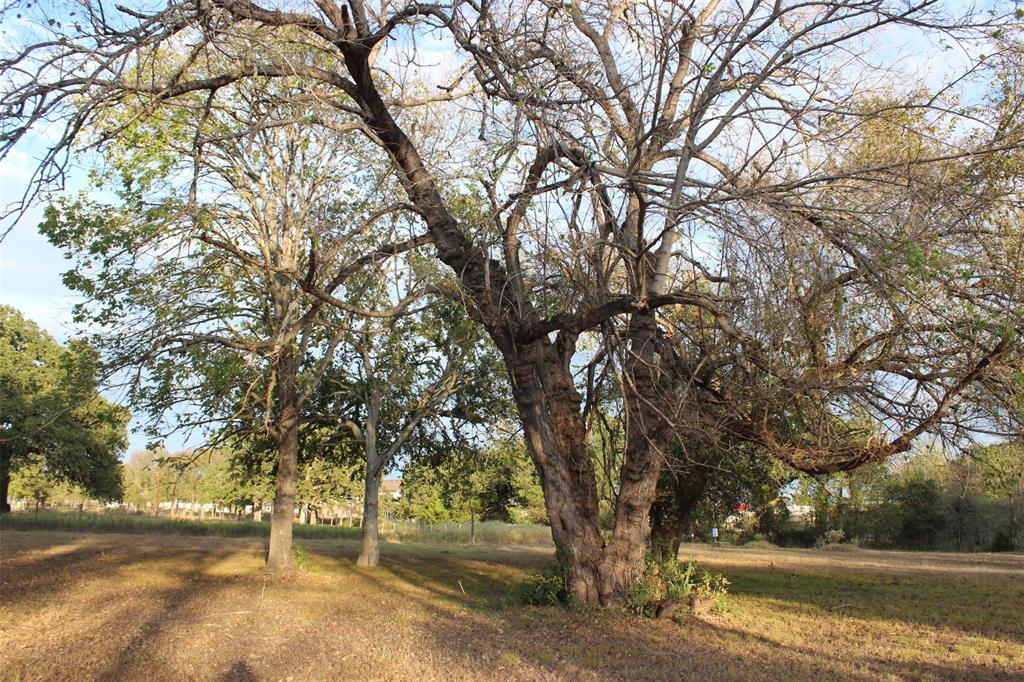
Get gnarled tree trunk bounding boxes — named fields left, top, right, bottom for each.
left=598, top=312, right=678, bottom=602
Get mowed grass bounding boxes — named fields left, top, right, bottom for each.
left=0, top=531, right=1021, bottom=681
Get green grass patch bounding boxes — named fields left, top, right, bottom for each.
left=0, top=510, right=553, bottom=546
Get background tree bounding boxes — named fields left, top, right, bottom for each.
left=397, top=434, right=546, bottom=526
left=314, top=292, right=507, bottom=566
left=0, top=306, right=127, bottom=512
left=40, top=79, right=424, bottom=570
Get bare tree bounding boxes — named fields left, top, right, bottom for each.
left=3, top=0, right=1022, bottom=604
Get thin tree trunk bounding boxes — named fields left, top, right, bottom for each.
left=0, top=446, right=11, bottom=514
left=357, top=389, right=383, bottom=568
left=357, top=466, right=382, bottom=567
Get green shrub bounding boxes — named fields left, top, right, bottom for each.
left=628, top=556, right=729, bottom=619
left=990, top=530, right=1015, bottom=552
left=292, top=543, right=314, bottom=571
left=506, top=562, right=566, bottom=606
left=815, top=529, right=847, bottom=548
left=774, top=524, right=818, bottom=548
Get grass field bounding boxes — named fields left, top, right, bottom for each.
left=1, top=530, right=1021, bottom=681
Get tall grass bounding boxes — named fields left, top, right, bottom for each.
left=384, top=519, right=553, bottom=546
left=0, top=510, right=553, bottom=546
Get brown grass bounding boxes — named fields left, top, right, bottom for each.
left=1, top=531, right=1021, bottom=681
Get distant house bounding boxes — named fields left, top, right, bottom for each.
left=381, top=479, right=402, bottom=500
left=786, top=503, right=814, bottom=521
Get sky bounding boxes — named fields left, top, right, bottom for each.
left=0, top=162, right=187, bottom=454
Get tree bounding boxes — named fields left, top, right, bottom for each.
left=651, top=442, right=794, bottom=559
left=314, top=294, right=506, bottom=566
left=0, top=306, right=127, bottom=512
left=3, top=0, right=1023, bottom=605
left=397, top=435, right=547, bottom=526
left=971, top=443, right=1024, bottom=549
left=40, top=81, right=424, bottom=570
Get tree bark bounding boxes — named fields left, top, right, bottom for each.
left=509, top=343, right=608, bottom=604
left=596, top=312, right=679, bottom=602
left=357, top=465, right=382, bottom=567
left=0, top=446, right=11, bottom=514
left=266, top=347, right=300, bottom=573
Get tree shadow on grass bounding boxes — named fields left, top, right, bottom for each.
left=7, top=535, right=1019, bottom=680
left=313, top=542, right=1024, bottom=681
left=391, top=588, right=1022, bottom=681
left=0, top=534, right=213, bottom=611
left=2, top=534, right=256, bottom=681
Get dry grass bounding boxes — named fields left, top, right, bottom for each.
left=1, top=531, right=1021, bottom=681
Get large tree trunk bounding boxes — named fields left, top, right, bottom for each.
left=650, top=465, right=710, bottom=562
left=598, top=312, right=677, bottom=603
left=266, top=347, right=300, bottom=573
left=508, top=342, right=609, bottom=605
left=0, top=446, right=11, bottom=514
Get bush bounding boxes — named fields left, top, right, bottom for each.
left=628, top=557, right=729, bottom=619
left=292, top=542, right=315, bottom=571
left=774, top=524, right=818, bottom=548
left=506, top=562, right=566, bottom=606
left=991, top=530, right=1015, bottom=552
left=815, top=529, right=847, bottom=548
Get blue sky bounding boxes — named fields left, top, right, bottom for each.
left=0, top=165, right=182, bottom=454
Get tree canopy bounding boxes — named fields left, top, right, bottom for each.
left=0, top=306, right=128, bottom=511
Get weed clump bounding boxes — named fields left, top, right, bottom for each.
left=292, top=543, right=315, bottom=571
left=628, top=557, right=729, bottom=620
left=815, top=529, right=848, bottom=548
left=506, top=562, right=567, bottom=606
